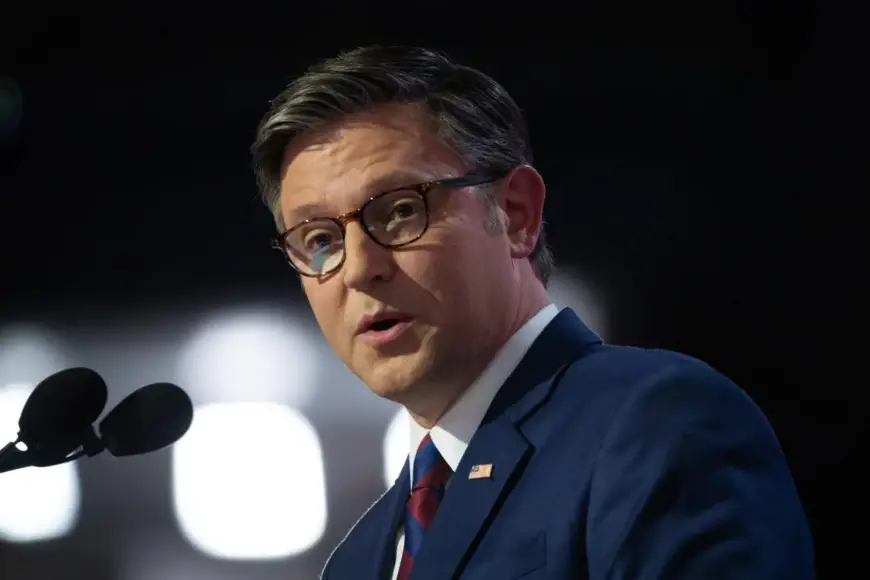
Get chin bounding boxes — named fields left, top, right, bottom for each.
left=357, top=352, right=432, bottom=402
left=365, top=367, right=419, bottom=401
left=369, top=381, right=415, bottom=403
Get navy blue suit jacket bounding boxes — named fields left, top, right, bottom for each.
left=323, top=309, right=814, bottom=579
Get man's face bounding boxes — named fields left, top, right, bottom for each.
left=278, top=105, right=519, bottom=412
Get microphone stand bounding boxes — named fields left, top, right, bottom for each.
left=0, top=440, right=21, bottom=467
left=0, top=426, right=105, bottom=475
left=0, top=438, right=34, bottom=474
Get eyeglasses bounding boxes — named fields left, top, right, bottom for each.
left=272, top=173, right=501, bottom=277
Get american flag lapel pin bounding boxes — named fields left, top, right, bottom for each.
left=468, top=463, right=493, bottom=480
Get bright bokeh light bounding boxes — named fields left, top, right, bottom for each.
left=0, top=384, right=81, bottom=542
left=172, top=402, right=327, bottom=560
left=177, top=309, right=321, bottom=407
left=383, top=408, right=408, bottom=487
left=0, top=325, right=70, bottom=386
left=548, top=269, right=609, bottom=339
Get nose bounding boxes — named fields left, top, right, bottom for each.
left=341, top=221, right=395, bottom=290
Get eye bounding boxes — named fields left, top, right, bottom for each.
left=303, top=230, right=334, bottom=252
left=388, top=202, right=417, bottom=222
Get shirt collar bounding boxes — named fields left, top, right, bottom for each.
left=408, top=303, right=560, bottom=476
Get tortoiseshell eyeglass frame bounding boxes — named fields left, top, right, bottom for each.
left=271, top=173, right=503, bottom=278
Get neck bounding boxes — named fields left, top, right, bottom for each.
left=408, top=278, right=551, bottom=429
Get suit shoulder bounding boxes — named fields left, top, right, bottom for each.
left=561, top=344, right=732, bottom=394
left=572, top=344, right=718, bottom=379
left=578, top=352, right=813, bottom=579
left=543, top=345, right=785, bottom=488
left=550, top=344, right=758, bottom=429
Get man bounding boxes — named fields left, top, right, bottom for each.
left=251, top=46, right=814, bottom=579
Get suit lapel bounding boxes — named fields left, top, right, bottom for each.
left=411, top=415, right=531, bottom=580
left=489, top=308, right=602, bottom=425
left=326, top=460, right=409, bottom=580
left=374, top=461, right=410, bottom=579
left=410, top=309, right=602, bottom=580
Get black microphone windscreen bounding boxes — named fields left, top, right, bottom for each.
left=98, top=383, right=193, bottom=457
left=18, top=367, right=108, bottom=444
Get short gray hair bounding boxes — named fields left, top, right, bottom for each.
left=251, top=45, right=554, bottom=286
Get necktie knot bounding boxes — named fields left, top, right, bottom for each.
left=412, top=434, right=452, bottom=491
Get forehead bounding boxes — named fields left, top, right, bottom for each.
left=278, top=104, right=465, bottom=224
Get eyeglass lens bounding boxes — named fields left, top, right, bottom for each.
left=281, top=189, right=429, bottom=275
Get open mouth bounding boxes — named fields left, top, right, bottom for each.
left=359, top=315, right=414, bottom=344
left=369, top=318, right=402, bottom=332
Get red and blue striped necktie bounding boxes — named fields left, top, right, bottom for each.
left=396, top=433, right=453, bottom=580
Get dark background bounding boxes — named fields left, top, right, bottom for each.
left=1, top=1, right=865, bottom=578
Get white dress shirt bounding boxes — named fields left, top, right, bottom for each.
left=390, top=303, right=559, bottom=579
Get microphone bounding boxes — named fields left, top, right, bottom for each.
left=0, top=377, right=193, bottom=474
left=18, top=367, right=108, bottom=445
left=99, top=382, right=194, bottom=457
left=0, top=367, right=108, bottom=465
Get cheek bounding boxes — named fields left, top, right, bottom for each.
left=304, top=283, right=347, bottom=349
left=396, top=228, right=485, bottom=308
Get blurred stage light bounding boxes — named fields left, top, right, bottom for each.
left=548, top=269, right=609, bottom=340
left=177, top=309, right=320, bottom=407
left=0, top=383, right=81, bottom=543
left=171, top=402, right=327, bottom=560
left=383, top=408, right=408, bottom=487
left=0, top=325, right=70, bottom=386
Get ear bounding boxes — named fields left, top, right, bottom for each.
left=496, top=165, right=546, bottom=260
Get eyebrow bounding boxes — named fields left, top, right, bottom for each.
left=284, top=169, right=437, bottom=224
